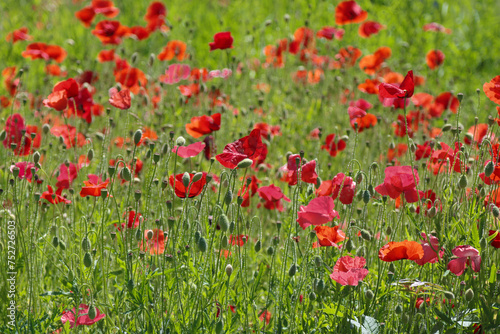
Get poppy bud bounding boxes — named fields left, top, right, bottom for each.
left=218, top=214, right=229, bottom=231
left=32, top=151, right=41, bottom=164
left=457, top=93, right=464, bottom=102
left=480, top=237, right=487, bottom=250
left=215, top=320, right=224, bottom=334
left=67, top=268, right=74, bottom=282
left=267, top=246, right=274, bottom=256
left=224, top=190, right=232, bottom=205
left=198, top=237, right=207, bottom=252
left=194, top=230, right=201, bottom=243
left=0, top=130, right=6, bottom=142
left=88, top=305, right=97, bottom=320
left=389, top=263, right=396, bottom=273
left=176, top=136, right=186, bottom=146
left=442, top=124, right=452, bottom=132
left=444, top=291, right=455, bottom=300
left=83, top=252, right=92, bottom=268
left=121, top=167, right=132, bottom=181
left=464, top=133, right=474, bottom=142
left=59, top=240, right=66, bottom=250
left=458, top=175, right=468, bottom=189
left=427, top=206, right=437, bottom=218
left=110, top=231, right=116, bottom=240
left=356, top=246, right=366, bottom=257
left=289, top=263, right=298, bottom=277
left=191, top=172, right=203, bottom=183
left=362, top=190, right=370, bottom=204
left=360, top=229, right=372, bottom=241
left=389, top=142, right=395, bottom=149
left=345, top=239, right=355, bottom=252
left=87, top=148, right=94, bottom=162
left=254, top=240, right=261, bottom=252
left=309, top=291, right=316, bottom=301
left=386, top=226, right=392, bottom=235
left=237, top=158, right=253, bottom=169
left=34, top=192, right=40, bottom=202
left=82, top=237, right=91, bottom=251
left=133, top=228, right=142, bottom=241
left=485, top=161, right=495, bottom=178
left=492, top=205, right=500, bottom=218
left=365, top=289, right=374, bottom=300
left=149, top=53, right=155, bottom=67
left=395, top=304, right=403, bottom=314
left=229, top=221, right=235, bottom=233
left=133, top=129, right=143, bottom=146
left=314, top=255, right=322, bottom=267
left=182, top=172, right=191, bottom=188
left=410, top=142, right=417, bottom=153
left=340, top=135, right=349, bottom=142
left=52, top=236, right=59, bottom=248
left=11, top=166, right=20, bottom=178
left=315, top=278, right=325, bottom=293
left=465, top=288, right=474, bottom=301
left=221, top=235, right=228, bottom=248
left=355, top=172, right=363, bottom=184
left=146, top=229, right=154, bottom=240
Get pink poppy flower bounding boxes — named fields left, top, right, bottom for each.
left=172, top=142, right=206, bottom=158
left=257, top=184, right=290, bottom=212
left=11, top=162, right=37, bottom=182
left=108, top=87, right=131, bottom=110
left=375, top=166, right=420, bottom=203
left=447, top=245, right=481, bottom=276
left=56, top=162, right=78, bottom=189
left=162, top=64, right=191, bottom=85
left=297, top=196, right=339, bottom=230
left=280, top=154, right=318, bottom=186
left=316, top=172, right=356, bottom=205
left=330, top=256, right=368, bottom=286
left=61, top=304, right=105, bottom=328
left=413, top=233, right=444, bottom=265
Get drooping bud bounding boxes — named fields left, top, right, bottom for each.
left=485, top=161, right=495, bottom=178
left=254, top=240, right=261, bottom=252
left=237, top=158, right=253, bottom=169
left=146, top=229, right=154, bottom=240
left=465, top=288, right=474, bottom=301
left=365, top=289, right=374, bottom=300
left=224, top=190, right=232, bottom=205
left=197, top=237, right=207, bottom=252
left=218, top=214, right=229, bottom=231
left=83, top=252, right=92, bottom=268
left=442, top=124, right=452, bottom=132
left=443, top=291, right=455, bottom=300
left=82, top=237, right=91, bottom=251
left=288, top=263, right=297, bottom=277
left=87, top=148, right=94, bottom=161
left=360, top=229, right=372, bottom=241
left=121, top=167, right=132, bottom=181
left=133, top=129, right=143, bottom=146
left=192, top=172, right=203, bottom=183
left=88, top=305, right=97, bottom=320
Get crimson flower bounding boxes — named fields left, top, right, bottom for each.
left=447, top=245, right=481, bottom=276
left=6, top=27, right=32, bottom=43
left=379, top=70, right=414, bottom=99
left=216, top=129, right=266, bottom=169
left=489, top=230, right=500, bottom=248
left=185, top=113, right=221, bottom=138
left=316, top=27, right=344, bottom=40
left=22, top=42, right=67, bottom=63
left=321, top=133, right=346, bottom=157
left=209, top=32, right=233, bottom=51
left=413, top=233, right=444, bottom=266
left=257, top=184, right=290, bottom=212
left=483, top=76, right=500, bottom=105
left=172, top=142, right=206, bottom=158
left=169, top=172, right=207, bottom=198
left=61, top=304, right=105, bottom=329
left=335, top=1, right=368, bottom=25
left=280, top=154, right=318, bottom=186
left=359, top=21, right=386, bottom=38
left=330, top=256, right=368, bottom=286
left=11, top=162, right=38, bottom=182
left=80, top=174, right=109, bottom=197
left=316, top=172, right=356, bottom=205
left=41, top=186, right=71, bottom=205
left=375, top=166, right=420, bottom=203
left=297, top=197, right=339, bottom=230
left=115, top=210, right=142, bottom=231
left=3, top=113, right=32, bottom=156
left=238, top=175, right=261, bottom=207
left=92, top=20, right=128, bottom=45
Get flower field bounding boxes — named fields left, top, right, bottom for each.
left=1, top=0, right=500, bottom=333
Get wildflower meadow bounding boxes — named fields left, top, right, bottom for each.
left=2, top=0, right=500, bottom=333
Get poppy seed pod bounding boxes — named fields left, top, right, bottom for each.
left=457, top=93, right=464, bottom=102
left=182, top=172, right=191, bottom=188
left=11, top=166, right=20, bottom=178
left=100, top=188, right=108, bottom=200
left=237, top=158, right=253, bottom=169
left=133, top=129, right=143, bottom=145
left=83, top=252, right=92, bottom=268
left=485, top=161, right=495, bottom=178
left=175, top=136, right=186, bottom=146
left=225, top=264, right=233, bottom=277
left=218, top=214, right=229, bottom=231
left=121, top=167, right=132, bottom=181
left=197, top=236, right=207, bottom=252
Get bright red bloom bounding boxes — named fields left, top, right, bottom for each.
left=483, top=76, right=500, bottom=105
left=128, top=26, right=150, bottom=40
left=464, top=124, right=492, bottom=146
left=115, top=210, right=142, bottom=231
left=97, top=49, right=116, bottom=62
left=423, top=22, right=451, bottom=34
left=351, top=113, right=377, bottom=132
left=45, top=64, right=67, bottom=77
left=316, top=26, right=344, bottom=40
left=108, top=87, right=131, bottom=109
left=209, top=32, right=233, bottom=51
left=379, top=240, right=424, bottom=262
left=185, top=113, right=221, bottom=138
left=56, top=162, right=78, bottom=189
left=43, top=90, right=68, bottom=111
left=330, top=256, right=368, bottom=286
left=387, top=143, right=408, bottom=163
left=92, top=20, right=128, bottom=45
left=216, top=129, right=266, bottom=169
left=321, top=133, right=347, bottom=157
left=6, top=27, right=32, bottom=43
left=61, top=304, right=105, bottom=329
left=297, top=196, right=339, bottom=230
left=429, top=142, right=467, bottom=174
left=413, top=233, right=444, bottom=265
left=158, top=40, right=187, bottom=61
left=3, top=113, right=32, bottom=156
left=335, top=1, right=367, bottom=25
left=144, top=1, right=168, bottom=32
left=313, top=225, right=345, bottom=248
left=140, top=229, right=166, bottom=255
left=426, top=50, right=445, bottom=69
left=22, top=43, right=67, bottom=63
left=447, top=245, right=481, bottom=276
left=316, top=173, right=356, bottom=205
left=259, top=310, right=271, bottom=326
left=257, top=184, right=290, bottom=212
left=80, top=174, right=109, bottom=197
left=280, top=154, right=318, bottom=186
left=41, top=185, right=71, bottom=205
left=435, top=92, right=459, bottom=113
left=359, top=21, right=385, bottom=38
left=379, top=70, right=414, bottom=99
left=169, top=172, right=207, bottom=198
left=489, top=230, right=500, bottom=248
left=172, top=142, right=206, bottom=158
left=50, top=125, right=86, bottom=148
left=253, top=123, right=282, bottom=139
left=238, top=175, right=261, bottom=207
left=375, top=166, right=420, bottom=203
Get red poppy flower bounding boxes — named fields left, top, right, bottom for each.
left=313, top=225, right=345, bottom=248
left=114, top=210, right=142, bottom=231
left=61, top=304, right=106, bottom=329
left=447, top=245, right=481, bottom=276
left=358, top=78, right=380, bottom=94
left=435, top=92, right=459, bottom=113
left=351, top=113, right=377, bottom=132
left=359, top=46, right=391, bottom=75
left=316, top=26, right=344, bottom=40
left=75, top=6, right=97, bottom=27
left=429, top=142, right=467, bottom=174
left=41, top=185, right=71, bottom=205
left=92, top=20, right=128, bottom=45
left=335, top=1, right=368, bottom=25
left=108, top=87, right=131, bottom=109
left=426, top=50, right=445, bottom=70
left=140, top=229, right=166, bottom=255
left=158, top=40, right=187, bottom=61
left=316, top=172, right=356, bottom=205
left=321, top=133, right=346, bottom=157
left=413, top=233, right=444, bottom=265
left=3, top=113, right=32, bottom=156
left=172, top=142, right=206, bottom=158
left=216, top=129, right=266, bottom=169
left=379, top=70, right=414, bottom=99
left=50, top=125, right=86, bottom=148
left=489, top=230, right=500, bottom=248
left=259, top=310, right=271, bottom=326
left=483, top=76, right=500, bottom=105
left=56, top=163, right=78, bottom=189
left=209, top=32, right=234, bottom=51
left=128, top=26, right=150, bottom=40
left=144, top=1, right=168, bottom=32
left=237, top=175, right=260, bottom=207
left=379, top=240, right=424, bottom=262
left=375, top=166, right=420, bottom=203
left=297, top=196, right=339, bottom=230
left=257, top=184, right=290, bottom=212
left=11, top=162, right=38, bottom=183
left=169, top=172, right=207, bottom=198
left=114, top=67, right=147, bottom=94
left=97, top=49, right=116, bottom=62
left=6, top=27, right=32, bottom=43
left=280, top=154, right=318, bottom=186
left=330, top=46, right=362, bottom=69
left=423, top=23, right=451, bottom=34
left=22, top=42, right=67, bottom=63
left=253, top=123, right=282, bottom=139
left=359, top=21, right=386, bottom=38
left=45, top=64, right=67, bottom=77
left=229, top=234, right=249, bottom=247
left=185, top=113, right=221, bottom=138
left=43, top=90, right=68, bottom=111
left=387, top=143, right=408, bottom=163
left=330, top=256, right=368, bottom=286
left=80, top=174, right=109, bottom=197
left=464, top=124, right=492, bottom=146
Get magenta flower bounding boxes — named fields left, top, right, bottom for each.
left=413, top=232, right=444, bottom=266
left=172, top=142, right=206, bottom=158
left=61, top=304, right=105, bottom=328
left=163, top=64, right=191, bottom=85
left=447, top=245, right=481, bottom=276
left=375, top=166, right=420, bottom=203
left=55, top=162, right=79, bottom=189
left=330, top=256, right=369, bottom=286
left=297, top=196, right=339, bottom=230
left=11, top=162, right=38, bottom=182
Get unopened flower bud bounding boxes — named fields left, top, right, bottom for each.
left=33, top=151, right=41, bottom=164
left=83, top=252, right=92, bottom=268
left=365, top=289, right=374, bottom=300
left=492, top=205, right=500, bottom=218
left=442, top=124, right=452, bottom=132
left=444, top=291, right=455, bottom=300
left=465, top=288, right=474, bottom=301
left=288, top=263, right=298, bottom=277
left=176, top=136, right=186, bottom=146
left=237, top=158, right=253, bottom=169
left=87, top=148, right=94, bottom=161
left=192, top=172, right=203, bottom=183
left=458, top=175, right=468, bottom=189
left=225, top=264, right=233, bottom=277
left=133, top=129, right=143, bottom=145
left=360, top=229, right=372, bottom=241
left=254, top=240, right=261, bottom=252
left=218, top=214, right=229, bottom=231
left=182, top=172, right=191, bottom=188
left=197, top=236, right=207, bottom=252
left=146, top=230, right=154, bottom=240
left=485, top=161, right=495, bottom=178
left=121, top=167, right=132, bottom=181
